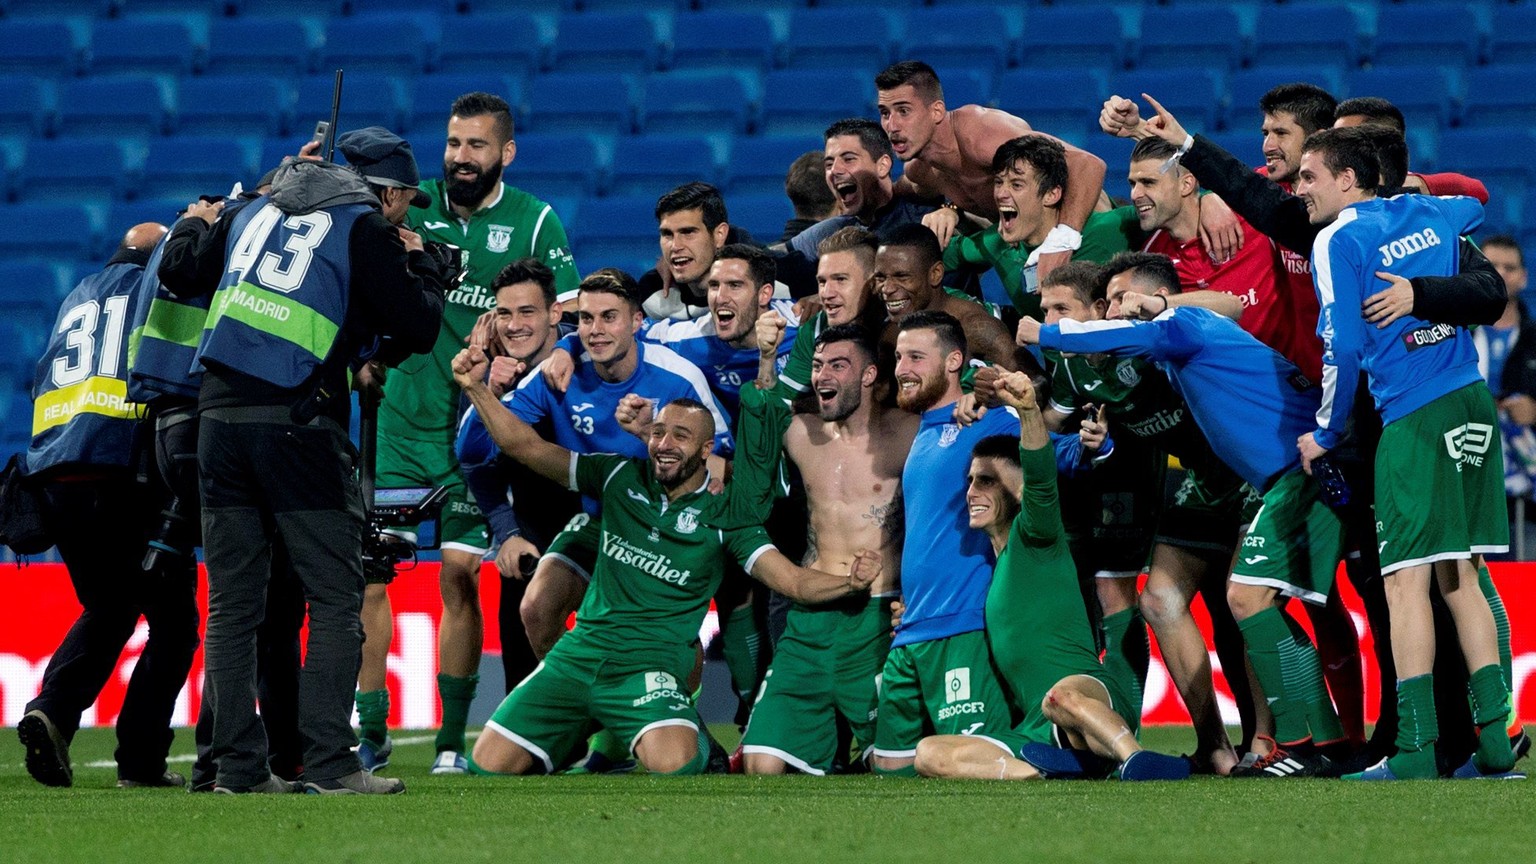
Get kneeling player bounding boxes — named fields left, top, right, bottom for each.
left=915, top=373, right=1188, bottom=781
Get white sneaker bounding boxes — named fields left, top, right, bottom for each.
left=431, top=751, right=468, bottom=775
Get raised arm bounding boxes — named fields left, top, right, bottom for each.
left=451, top=346, right=573, bottom=486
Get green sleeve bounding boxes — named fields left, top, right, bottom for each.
left=776, top=317, right=819, bottom=397
left=1012, top=441, right=1065, bottom=545
left=531, top=205, right=580, bottom=302
left=943, top=230, right=989, bottom=270
left=1074, top=206, right=1138, bottom=264
left=1045, top=350, right=1080, bottom=413
left=724, top=525, right=776, bottom=571
left=716, top=384, right=793, bottom=529
left=573, top=452, right=630, bottom=500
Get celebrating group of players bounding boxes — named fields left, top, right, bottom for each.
left=365, top=58, right=1529, bottom=783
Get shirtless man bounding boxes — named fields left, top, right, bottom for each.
left=737, top=321, right=918, bottom=774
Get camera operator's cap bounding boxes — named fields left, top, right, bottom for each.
left=337, top=126, right=431, bottom=208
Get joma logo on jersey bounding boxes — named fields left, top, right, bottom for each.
left=486, top=224, right=513, bottom=254
left=1403, top=323, right=1455, bottom=352
left=1378, top=227, right=1442, bottom=267
left=1443, top=422, right=1494, bottom=471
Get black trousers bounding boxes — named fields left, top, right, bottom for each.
left=26, top=474, right=200, bottom=781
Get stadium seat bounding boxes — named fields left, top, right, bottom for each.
left=526, top=73, right=636, bottom=135
left=1344, top=67, right=1455, bottom=131
left=56, top=76, right=168, bottom=138
left=88, top=18, right=198, bottom=76
left=259, top=137, right=311, bottom=178
left=1202, top=131, right=1264, bottom=175
left=139, top=137, right=254, bottom=203
left=561, top=0, right=686, bottom=10
left=436, top=13, right=544, bottom=77
left=551, top=12, right=659, bottom=74
left=406, top=73, right=523, bottom=135
left=1372, top=5, right=1481, bottom=69
left=2, top=0, right=110, bottom=16
left=607, top=135, right=720, bottom=197
left=723, top=192, right=790, bottom=246
left=206, top=16, right=316, bottom=78
left=782, top=9, right=892, bottom=72
left=105, top=198, right=187, bottom=246
left=640, top=72, right=753, bottom=136
left=668, top=11, right=775, bottom=72
left=1487, top=6, right=1536, bottom=66
left=175, top=75, right=291, bottom=138
left=1017, top=8, right=1126, bottom=71
left=995, top=69, right=1107, bottom=140
left=1080, top=135, right=1136, bottom=190
left=1226, top=67, right=1345, bottom=129
left=724, top=136, right=819, bottom=196
left=0, top=76, right=52, bottom=138
left=13, top=138, right=127, bottom=204
left=295, top=73, right=404, bottom=134
left=0, top=262, right=61, bottom=323
left=505, top=132, right=607, bottom=199
left=0, top=203, right=99, bottom=262
left=901, top=6, right=1011, bottom=76
left=345, top=0, right=455, bottom=13
left=1135, top=7, right=1245, bottom=71
left=930, top=69, right=992, bottom=111
left=1438, top=128, right=1536, bottom=197
left=569, top=195, right=663, bottom=273
left=1252, top=4, right=1360, bottom=70
left=1460, top=66, right=1536, bottom=131
left=0, top=20, right=81, bottom=78
left=1108, top=70, right=1224, bottom=134
left=760, top=70, right=872, bottom=138
left=321, top=14, right=434, bottom=78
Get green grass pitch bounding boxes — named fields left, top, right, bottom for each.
left=3, top=725, right=1531, bottom=864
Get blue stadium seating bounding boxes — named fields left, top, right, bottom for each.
left=668, top=11, right=775, bottom=72
left=258, top=137, right=309, bottom=179
left=783, top=9, right=892, bottom=72
left=295, top=73, right=404, bottom=134
left=995, top=69, right=1107, bottom=140
left=0, top=20, right=81, bottom=78
left=569, top=194, right=661, bottom=272
left=1461, top=66, right=1536, bottom=132
left=1439, top=128, right=1536, bottom=197
left=760, top=69, right=871, bottom=138
left=1136, top=7, right=1244, bottom=71
left=0, top=76, right=52, bottom=138
left=13, top=138, right=127, bottom=204
left=901, top=6, right=1012, bottom=76
left=1202, top=131, right=1265, bottom=175
left=640, top=72, right=753, bottom=136
left=106, top=199, right=187, bottom=244
left=1487, top=5, right=1536, bottom=66
left=205, top=16, right=315, bottom=78
left=505, top=132, right=607, bottom=199
left=1108, top=69, right=1224, bottom=133
left=1251, top=4, right=1360, bottom=70
left=321, top=14, right=435, bottom=78
left=0, top=203, right=99, bottom=262
left=0, top=262, right=60, bottom=324
left=1344, top=67, right=1455, bottom=131
left=723, top=192, right=791, bottom=246
left=1372, top=5, right=1481, bottom=68
left=1080, top=135, right=1136, bottom=189
left=56, top=76, right=168, bottom=138
left=724, top=136, right=819, bottom=196
left=561, top=0, right=686, bottom=10
left=176, top=75, right=291, bottom=138
left=551, top=13, right=659, bottom=74
left=930, top=69, right=992, bottom=111
left=1226, top=68, right=1345, bottom=129
left=406, top=73, right=523, bottom=135
left=607, top=135, right=720, bottom=197
left=88, top=18, right=198, bottom=77
left=1017, top=8, right=1126, bottom=71
left=526, top=73, right=636, bottom=135
left=139, top=137, right=253, bottom=203
left=436, top=13, right=544, bottom=77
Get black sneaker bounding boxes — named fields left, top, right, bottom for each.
left=17, top=710, right=72, bottom=788
left=1512, top=729, right=1531, bottom=762
left=1230, top=737, right=1332, bottom=778
left=118, top=770, right=186, bottom=789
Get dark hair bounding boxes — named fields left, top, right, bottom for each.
left=1104, top=251, right=1182, bottom=295
left=971, top=434, right=1022, bottom=467
left=450, top=91, right=513, bottom=143
left=1259, top=83, right=1338, bottom=135
left=990, top=135, right=1068, bottom=203
left=818, top=224, right=879, bottom=267
left=1130, top=137, right=1182, bottom=165
left=714, top=243, right=776, bottom=290
left=662, top=396, right=710, bottom=415
left=880, top=222, right=943, bottom=271
left=1301, top=127, right=1381, bottom=194
left=492, top=258, right=557, bottom=306
left=898, top=309, right=968, bottom=362
left=656, top=181, right=728, bottom=231
left=577, top=267, right=641, bottom=311
left=786, top=151, right=836, bottom=220
left=1354, top=125, right=1408, bottom=191
left=814, top=322, right=878, bottom=364
left=1484, top=235, right=1526, bottom=268
left=1334, top=97, right=1406, bottom=133
left=824, top=118, right=893, bottom=163
left=875, top=60, right=943, bottom=105
left=1040, top=260, right=1109, bottom=307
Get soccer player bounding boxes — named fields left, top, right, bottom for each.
left=1332, top=98, right=1489, bottom=201
left=769, top=226, right=887, bottom=401
left=1292, top=127, right=1519, bottom=780
left=913, top=371, right=1189, bottom=783
left=787, top=119, right=937, bottom=259
left=1255, top=84, right=1340, bottom=308
left=780, top=150, right=837, bottom=243
left=453, top=351, right=880, bottom=775
left=374, top=91, right=577, bottom=775
left=738, top=322, right=918, bottom=774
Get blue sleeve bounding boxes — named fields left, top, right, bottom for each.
left=1047, top=430, right=1114, bottom=478
left=1312, top=229, right=1365, bottom=450
left=1038, top=312, right=1201, bottom=362
left=506, top=374, right=553, bottom=425
left=455, top=405, right=521, bottom=544
left=1434, top=196, right=1485, bottom=238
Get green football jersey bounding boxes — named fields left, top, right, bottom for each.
left=386, top=181, right=579, bottom=441
left=558, top=453, right=774, bottom=671
left=776, top=310, right=827, bottom=398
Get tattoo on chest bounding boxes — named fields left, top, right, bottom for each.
left=864, top=497, right=903, bottom=538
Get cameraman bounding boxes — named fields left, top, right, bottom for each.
left=158, top=128, right=445, bottom=794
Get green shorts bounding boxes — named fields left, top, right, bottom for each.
left=1154, top=466, right=1262, bottom=554
left=1376, top=383, right=1509, bottom=574
left=741, top=595, right=894, bottom=774
left=483, top=641, right=702, bottom=773
left=376, top=431, right=489, bottom=554
left=1228, top=468, right=1346, bottom=606
left=543, top=512, right=600, bottom=581
left=1063, top=437, right=1164, bottom=577
left=871, top=630, right=1027, bottom=761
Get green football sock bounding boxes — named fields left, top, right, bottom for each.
left=434, top=673, right=478, bottom=754
left=1388, top=674, right=1439, bottom=779
left=1282, top=610, right=1344, bottom=744
left=1100, top=607, right=1149, bottom=717
left=1469, top=663, right=1517, bottom=773
left=720, top=604, right=766, bottom=704
left=871, top=762, right=918, bottom=778
left=1477, top=564, right=1516, bottom=731
left=1238, top=607, right=1309, bottom=745
left=355, top=688, right=389, bottom=749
